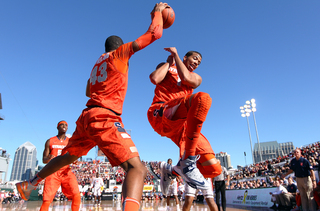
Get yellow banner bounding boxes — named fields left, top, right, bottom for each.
left=143, top=185, right=154, bottom=192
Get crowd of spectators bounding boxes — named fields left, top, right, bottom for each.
left=0, top=189, right=20, bottom=204
left=3, top=142, right=320, bottom=204
left=59, top=142, right=320, bottom=200
left=226, top=142, right=320, bottom=190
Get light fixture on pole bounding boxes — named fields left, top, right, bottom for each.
left=249, top=99, right=262, bottom=163
left=240, top=105, right=255, bottom=164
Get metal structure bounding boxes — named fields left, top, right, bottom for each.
left=240, top=98, right=262, bottom=163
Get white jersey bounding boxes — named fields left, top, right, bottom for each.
left=92, top=177, right=104, bottom=189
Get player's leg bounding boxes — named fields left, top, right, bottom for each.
left=40, top=173, right=61, bottom=211
left=194, top=135, right=222, bottom=178
left=120, top=156, right=147, bottom=211
left=94, top=111, right=145, bottom=211
left=182, top=182, right=196, bottom=211
left=205, top=197, right=219, bottom=211
left=166, top=192, right=170, bottom=207
left=202, top=179, right=218, bottom=211
left=171, top=93, right=212, bottom=190
left=184, top=92, right=212, bottom=158
left=183, top=196, right=194, bottom=211
left=61, top=169, right=81, bottom=211
left=172, top=181, right=180, bottom=207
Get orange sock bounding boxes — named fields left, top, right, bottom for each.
left=123, top=197, right=140, bottom=211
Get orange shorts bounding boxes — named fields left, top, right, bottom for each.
left=147, top=96, right=214, bottom=158
left=43, top=167, right=79, bottom=202
left=62, top=107, right=139, bottom=167
left=147, top=96, right=188, bottom=141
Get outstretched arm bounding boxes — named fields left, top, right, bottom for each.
left=132, top=2, right=168, bottom=53
left=164, top=47, right=202, bottom=89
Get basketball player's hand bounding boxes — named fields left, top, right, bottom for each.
left=166, top=55, right=175, bottom=66
left=48, top=154, right=55, bottom=161
left=164, top=47, right=177, bottom=56
left=151, top=2, right=168, bottom=14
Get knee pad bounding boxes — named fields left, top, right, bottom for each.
left=197, top=161, right=222, bottom=178
left=190, top=92, right=212, bottom=122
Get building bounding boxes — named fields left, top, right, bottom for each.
left=215, top=152, right=232, bottom=169
left=253, top=140, right=294, bottom=163
left=0, top=93, right=4, bottom=120
left=10, top=142, right=37, bottom=181
left=0, top=147, right=10, bottom=182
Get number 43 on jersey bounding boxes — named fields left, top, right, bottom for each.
left=90, top=61, right=107, bottom=85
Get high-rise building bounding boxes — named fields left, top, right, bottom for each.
left=10, top=142, right=37, bottom=181
left=0, top=148, right=10, bottom=182
left=215, top=152, right=232, bottom=169
left=253, top=141, right=294, bottom=163
left=0, top=93, right=4, bottom=120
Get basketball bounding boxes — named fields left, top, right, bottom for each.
left=162, top=7, right=175, bottom=29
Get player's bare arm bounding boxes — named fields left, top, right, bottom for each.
left=164, top=47, right=202, bottom=89
left=132, top=2, right=168, bottom=53
left=150, top=54, right=174, bottom=84
left=86, top=79, right=90, bottom=97
left=42, top=139, right=54, bottom=164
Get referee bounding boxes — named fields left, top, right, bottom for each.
left=213, top=166, right=230, bottom=211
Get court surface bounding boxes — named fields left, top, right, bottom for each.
left=0, top=199, right=272, bottom=211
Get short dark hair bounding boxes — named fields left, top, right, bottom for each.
left=105, top=35, right=124, bottom=52
left=185, top=51, right=202, bottom=59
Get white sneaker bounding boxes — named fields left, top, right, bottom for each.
left=160, top=161, right=175, bottom=195
left=173, top=155, right=209, bottom=190
left=16, top=181, right=36, bottom=201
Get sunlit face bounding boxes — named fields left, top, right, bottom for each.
left=294, top=149, right=301, bottom=158
left=183, top=53, right=202, bottom=72
left=58, top=123, right=68, bottom=133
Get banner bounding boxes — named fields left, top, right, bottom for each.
left=226, top=187, right=276, bottom=207
left=143, top=185, right=154, bottom=192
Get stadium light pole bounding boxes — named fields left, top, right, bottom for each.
left=240, top=105, right=255, bottom=164
left=248, top=99, right=263, bottom=163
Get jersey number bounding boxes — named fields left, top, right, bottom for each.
left=90, top=62, right=107, bottom=85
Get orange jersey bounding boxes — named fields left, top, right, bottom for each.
left=152, top=65, right=193, bottom=104
left=86, top=42, right=134, bottom=115
left=49, top=136, right=69, bottom=157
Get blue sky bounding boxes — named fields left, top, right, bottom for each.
left=0, top=1, right=319, bottom=181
